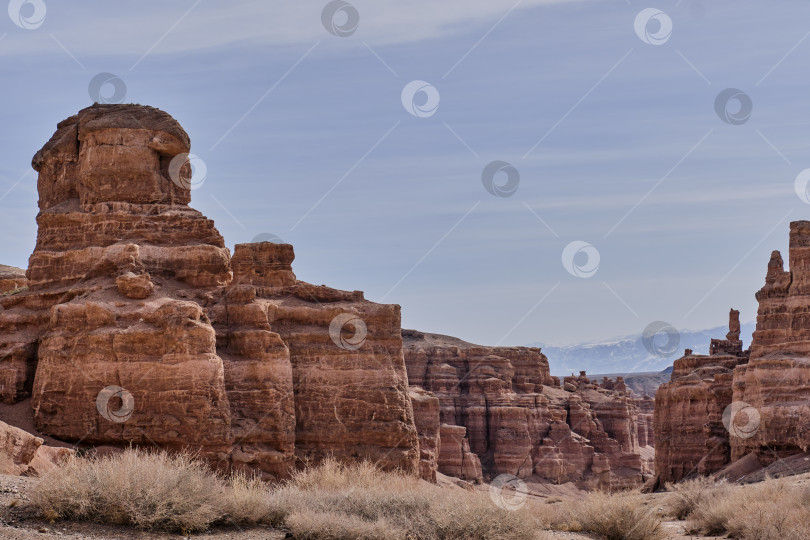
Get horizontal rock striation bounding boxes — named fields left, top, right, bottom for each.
left=403, top=330, right=654, bottom=489
left=0, top=104, right=418, bottom=478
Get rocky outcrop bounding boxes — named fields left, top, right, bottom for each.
left=0, top=266, right=26, bottom=294
left=437, top=423, right=483, bottom=482
left=733, top=226, right=810, bottom=464
left=0, top=104, right=418, bottom=478
left=409, top=387, right=441, bottom=482
left=403, top=330, right=654, bottom=489
left=656, top=222, right=810, bottom=483
left=654, top=310, right=749, bottom=484
left=0, top=419, right=72, bottom=477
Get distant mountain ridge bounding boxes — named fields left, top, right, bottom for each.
left=534, top=322, right=756, bottom=377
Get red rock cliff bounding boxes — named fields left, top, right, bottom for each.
left=403, top=330, right=654, bottom=489
left=655, top=221, right=810, bottom=482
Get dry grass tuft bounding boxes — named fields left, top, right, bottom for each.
left=561, top=491, right=664, bottom=540
left=665, top=476, right=729, bottom=520
left=685, top=476, right=810, bottom=540
left=273, top=458, right=539, bottom=540
left=222, top=471, right=285, bottom=526
left=31, top=449, right=225, bottom=533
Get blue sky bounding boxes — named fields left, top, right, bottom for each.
left=0, top=0, right=809, bottom=346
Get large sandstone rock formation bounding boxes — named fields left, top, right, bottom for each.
left=403, top=330, right=655, bottom=489
left=656, top=221, right=810, bottom=482
left=0, top=104, right=418, bottom=478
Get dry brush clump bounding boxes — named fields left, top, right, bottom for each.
left=31, top=449, right=226, bottom=533
left=667, top=475, right=810, bottom=540
left=665, top=476, right=730, bottom=520
left=266, top=458, right=541, bottom=540
left=31, top=449, right=543, bottom=539
left=554, top=490, right=664, bottom=540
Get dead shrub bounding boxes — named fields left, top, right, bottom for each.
left=665, top=476, right=729, bottom=519
left=565, top=491, right=664, bottom=540
left=273, top=458, right=539, bottom=540
left=687, top=477, right=810, bottom=540
left=222, top=471, right=285, bottom=526
left=31, top=449, right=225, bottom=533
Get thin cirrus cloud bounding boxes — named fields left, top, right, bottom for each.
left=0, top=0, right=586, bottom=58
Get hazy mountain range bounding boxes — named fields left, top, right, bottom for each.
left=534, top=322, right=756, bottom=377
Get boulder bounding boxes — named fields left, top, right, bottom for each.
left=0, top=419, right=71, bottom=477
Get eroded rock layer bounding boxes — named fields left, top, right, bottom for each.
left=403, top=330, right=655, bottom=489
left=0, top=104, right=418, bottom=478
left=656, top=223, right=810, bottom=482
left=0, top=266, right=26, bottom=294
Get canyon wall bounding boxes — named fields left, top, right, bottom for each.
left=656, top=222, right=810, bottom=482
left=0, top=104, right=418, bottom=478
left=403, top=330, right=655, bottom=489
